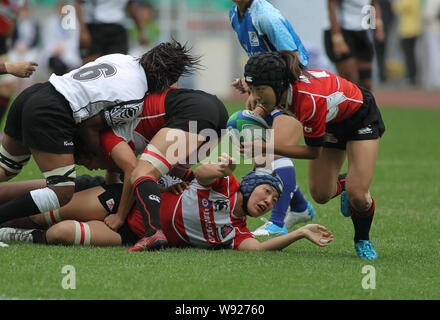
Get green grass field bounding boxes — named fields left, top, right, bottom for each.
left=0, top=104, right=439, bottom=301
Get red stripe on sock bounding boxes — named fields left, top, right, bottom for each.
left=79, top=222, right=85, bottom=244
left=132, top=176, right=157, bottom=191
left=144, top=150, right=172, bottom=170
left=335, top=181, right=342, bottom=197
left=49, top=210, right=57, bottom=225
left=134, top=184, right=158, bottom=233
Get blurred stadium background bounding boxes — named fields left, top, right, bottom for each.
left=5, top=0, right=440, bottom=107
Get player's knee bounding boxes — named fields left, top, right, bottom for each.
left=346, top=190, right=371, bottom=212
left=133, top=145, right=171, bottom=184
left=46, top=221, right=76, bottom=245
left=44, top=164, right=76, bottom=207
left=309, top=186, right=332, bottom=204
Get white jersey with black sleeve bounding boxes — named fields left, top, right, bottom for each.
left=49, top=54, right=148, bottom=127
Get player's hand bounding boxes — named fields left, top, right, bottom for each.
left=104, top=214, right=124, bottom=231
left=166, top=181, right=190, bottom=195
left=331, top=33, right=350, bottom=56
left=253, top=105, right=268, bottom=118
left=232, top=77, right=249, bottom=94
left=217, top=153, right=236, bottom=176
left=245, top=94, right=258, bottom=110
left=300, top=224, right=334, bottom=247
left=5, top=61, right=38, bottom=78
left=239, top=140, right=268, bottom=158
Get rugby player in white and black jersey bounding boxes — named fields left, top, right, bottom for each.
left=0, top=41, right=201, bottom=234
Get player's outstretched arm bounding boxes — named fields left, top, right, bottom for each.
left=238, top=224, right=333, bottom=251
left=0, top=61, right=38, bottom=78
left=194, top=153, right=236, bottom=186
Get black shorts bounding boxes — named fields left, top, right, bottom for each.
left=324, top=29, right=374, bottom=63
left=324, top=87, right=385, bottom=150
left=164, top=88, right=229, bottom=139
left=80, top=23, right=128, bottom=59
left=97, top=183, right=141, bottom=246
left=4, top=82, right=77, bottom=154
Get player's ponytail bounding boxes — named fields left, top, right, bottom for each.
left=139, top=40, right=203, bottom=93
left=279, top=50, right=313, bottom=83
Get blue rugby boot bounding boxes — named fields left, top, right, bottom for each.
left=252, top=218, right=287, bottom=236
left=354, top=240, right=379, bottom=260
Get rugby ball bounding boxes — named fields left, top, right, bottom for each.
left=226, top=110, right=270, bottom=146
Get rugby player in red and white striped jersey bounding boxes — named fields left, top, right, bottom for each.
left=0, top=154, right=333, bottom=251
left=243, top=51, right=385, bottom=259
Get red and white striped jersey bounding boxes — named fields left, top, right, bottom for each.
left=158, top=175, right=254, bottom=250
left=278, top=69, right=364, bottom=145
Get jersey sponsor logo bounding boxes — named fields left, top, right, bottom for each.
left=248, top=31, right=259, bottom=46
left=200, top=197, right=209, bottom=208
left=106, top=198, right=115, bottom=212
left=149, top=194, right=161, bottom=203
left=216, top=224, right=234, bottom=242
left=213, top=199, right=229, bottom=211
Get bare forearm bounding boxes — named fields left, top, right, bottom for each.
left=115, top=172, right=135, bottom=220
left=259, top=229, right=306, bottom=250
left=328, top=0, right=342, bottom=34
left=194, top=163, right=223, bottom=186
left=273, top=144, right=321, bottom=159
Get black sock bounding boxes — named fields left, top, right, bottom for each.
left=0, top=192, right=41, bottom=224
left=133, top=177, right=162, bottom=238
left=31, top=229, right=47, bottom=244
left=351, top=198, right=375, bottom=243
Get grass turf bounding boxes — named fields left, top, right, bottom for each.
left=0, top=105, right=439, bottom=300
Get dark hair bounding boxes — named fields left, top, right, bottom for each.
left=139, top=40, right=203, bottom=93
left=279, top=50, right=313, bottom=83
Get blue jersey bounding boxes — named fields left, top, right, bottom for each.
left=229, top=0, right=308, bottom=66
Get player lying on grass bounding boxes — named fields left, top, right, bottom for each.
left=0, top=154, right=333, bottom=251
left=242, top=51, right=385, bottom=260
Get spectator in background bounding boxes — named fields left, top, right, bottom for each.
left=8, top=5, right=40, bottom=92
left=128, top=0, right=160, bottom=57
left=392, top=0, right=422, bottom=86
left=41, top=1, right=81, bottom=76
left=374, top=0, right=395, bottom=83
left=423, top=0, right=440, bottom=88
left=74, top=0, right=147, bottom=65
left=9, top=5, right=39, bottom=64
left=0, top=0, right=25, bottom=128
left=324, top=0, right=385, bottom=91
